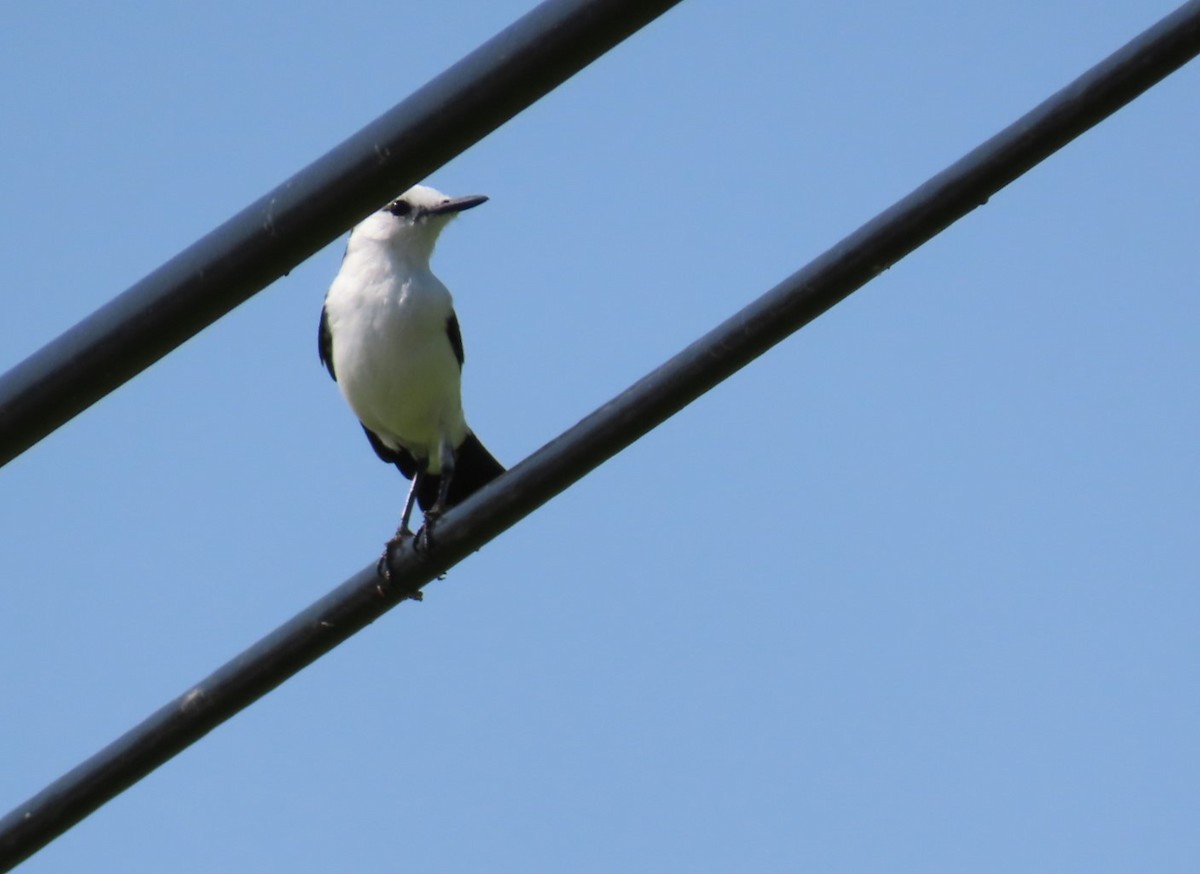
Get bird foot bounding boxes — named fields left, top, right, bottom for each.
left=376, top=528, right=424, bottom=601
left=415, top=509, right=443, bottom=555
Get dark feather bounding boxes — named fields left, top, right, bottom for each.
left=446, top=312, right=465, bottom=369
left=361, top=425, right=421, bottom=480
left=362, top=426, right=502, bottom=511
left=318, top=305, right=335, bottom=380
left=416, top=432, right=504, bottom=512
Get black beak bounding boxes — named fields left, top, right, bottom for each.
left=423, top=194, right=489, bottom=217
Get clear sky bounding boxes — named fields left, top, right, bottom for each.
left=2, top=1, right=1197, bottom=871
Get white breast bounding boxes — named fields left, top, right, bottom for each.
left=324, top=250, right=467, bottom=472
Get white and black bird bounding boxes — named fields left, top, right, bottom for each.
left=319, top=184, right=504, bottom=558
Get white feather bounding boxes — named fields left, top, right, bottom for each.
left=322, top=185, right=474, bottom=473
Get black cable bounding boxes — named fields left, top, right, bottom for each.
left=2, top=0, right=1198, bottom=869
left=0, top=0, right=684, bottom=469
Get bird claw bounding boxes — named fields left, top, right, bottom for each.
left=376, top=529, right=424, bottom=601
left=415, top=509, right=442, bottom=555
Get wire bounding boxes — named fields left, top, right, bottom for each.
left=0, top=0, right=684, bottom=470
left=2, top=0, right=1199, bottom=869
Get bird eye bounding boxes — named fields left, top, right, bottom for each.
left=387, top=200, right=412, bottom=217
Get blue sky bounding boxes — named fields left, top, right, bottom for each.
left=2, top=1, right=1197, bottom=871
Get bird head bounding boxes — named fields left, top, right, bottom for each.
left=351, top=184, right=488, bottom=263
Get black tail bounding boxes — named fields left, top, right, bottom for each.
left=417, top=431, right=505, bottom=512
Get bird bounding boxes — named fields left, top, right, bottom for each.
left=318, top=184, right=504, bottom=569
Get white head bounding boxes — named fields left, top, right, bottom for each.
left=350, top=184, right=488, bottom=264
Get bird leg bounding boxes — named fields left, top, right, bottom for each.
left=393, top=470, right=424, bottom=543
left=377, top=470, right=427, bottom=597
left=416, top=443, right=457, bottom=553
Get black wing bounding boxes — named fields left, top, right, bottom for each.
left=318, top=304, right=335, bottom=380
left=446, top=312, right=465, bottom=369
left=361, top=425, right=422, bottom=480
